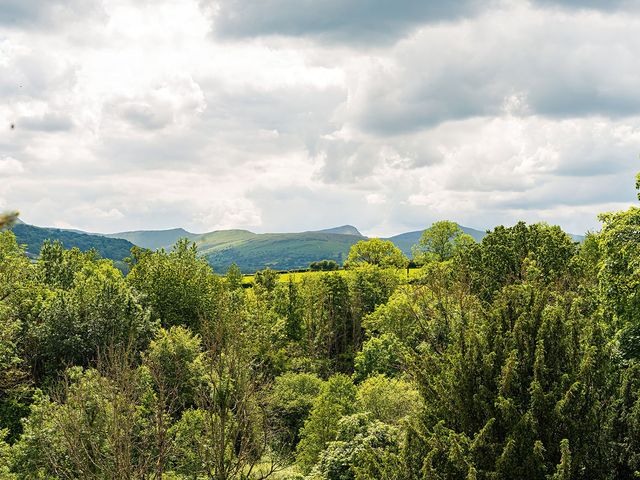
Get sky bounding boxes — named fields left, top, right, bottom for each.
left=1, top=0, right=639, bottom=237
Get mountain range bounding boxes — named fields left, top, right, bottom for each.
left=7, top=221, right=582, bottom=273
left=103, top=224, right=488, bottom=272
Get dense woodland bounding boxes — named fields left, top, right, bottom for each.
left=10, top=223, right=135, bottom=264
left=1, top=176, right=640, bottom=479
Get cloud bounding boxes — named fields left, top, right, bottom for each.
left=342, top=6, right=640, bottom=135
left=533, top=0, right=639, bottom=12
left=2, top=0, right=640, bottom=239
left=206, top=0, right=484, bottom=44
left=20, top=112, right=74, bottom=132
left=0, top=156, right=24, bottom=175
left=108, top=75, right=207, bottom=131
left=0, top=0, right=105, bottom=28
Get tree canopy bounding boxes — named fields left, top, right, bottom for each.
left=1, top=174, right=640, bottom=479
left=344, top=238, right=408, bottom=269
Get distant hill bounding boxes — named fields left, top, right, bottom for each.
left=10, top=221, right=585, bottom=273
left=10, top=223, right=135, bottom=262
left=195, top=230, right=363, bottom=273
left=569, top=233, right=586, bottom=243
left=93, top=226, right=364, bottom=272
left=311, top=225, right=363, bottom=236
left=385, top=225, right=487, bottom=257
left=105, top=228, right=197, bottom=251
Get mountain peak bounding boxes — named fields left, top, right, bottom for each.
left=313, top=225, right=363, bottom=236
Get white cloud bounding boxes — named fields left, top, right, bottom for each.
left=2, top=0, right=640, bottom=238
left=0, top=156, right=24, bottom=175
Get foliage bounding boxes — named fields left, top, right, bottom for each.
left=0, top=212, right=18, bottom=230
left=355, top=375, right=420, bottom=424
left=11, top=223, right=134, bottom=261
left=255, top=267, right=279, bottom=292
left=314, top=414, right=402, bottom=480
left=353, top=334, right=407, bottom=382
left=463, top=221, right=578, bottom=302
left=225, top=262, right=244, bottom=290
left=26, top=258, right=156, bottom=379
left=310, top=260, right=340, bottom=271
left=3, top=174, right=640, bottom=479
left=143, top=326, right=203, bottom=415
left=267, top=372, right=323, bottom=450
left=344, top=239, right=408, bottom=269
left=413, top=220, right=475, bottom=263
left=127, top=239, right=222, bottom=330
left=296, top=374, right=356, bottom=471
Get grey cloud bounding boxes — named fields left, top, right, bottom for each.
left=533, top=0, right=639, bottom=11
left=207, top=0, right=484, bottom=44
left=0, top=0, right=105, bottom=28
left=247, top=185, right=380, bottom=233
left=314, top=133, right=444, bottom=184
left=4, top=0, right=639, bottom=238
left=487, top=173, right=638, bottom=211
left=530, top=86, right=640, bottom=119
left=346, top=9, right=640, bottom=135
left=95, top=79, right=345, bottom=171
left=118, top=102, right=174, bottom=130
left=20, top=112, right=74, bottom=132
left=0, top=50, right=78, bottom=101
left=206, top=0, right=637, bottom=46
left=197, top=78, right=345, bottom=137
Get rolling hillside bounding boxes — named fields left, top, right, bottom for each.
left=105, top=225, right=366, bottom=272
left=311, top=225, right=363, bottom=236
left=11, top=223, right=135, bottom=261
left=105, top=228, right=197, bottom=251
left=196, top=230, right=363, bottom=273
left=11, top=221, right=585, bottom=273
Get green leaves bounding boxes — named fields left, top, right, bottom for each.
left=127, top=239, right=222, bottom=330
left=413, top=220, right=475, bottom=263
left=0, top=212, right=18, bottom=231
left=344, top=238, right=408, bottom=269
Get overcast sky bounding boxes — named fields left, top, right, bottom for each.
left=1, top=0, right=639, bottom=236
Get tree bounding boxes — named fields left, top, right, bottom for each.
left=310, top=260, right=340, bottom=272
left=225, top=263, right=244, bottom=290
left=595, top=175, right=640, bottom=359
left=169, top=291, right=283, bottom=480
left=26, top=259, right=156, bottom=379
left=0, top=232, right=32, bottom=440
left=127, top=239, right=222, bottom=331
left=309, top=274, right=355, bottom=373
left=355, top=375, right=420, bottom=425
left=353, top=334, right=407, bottom=382
left=405, top=279, right=613, bottom=479
left=12, top=354, right=157, bottom=479
left=254, top=268, right=278, bottom=292
left=0, top=212, right=18, bottom=230
left=314, top=414, right=401, bottom=480
left=464, top=222, right=577, bottom=302
left=413, top=220, right=475, bottom=263
left=344, top=239, right=407, bottom=269
left=143, top=326, right=204, bottom=476
left=297, top=374, right=357, bottom=471
left=267, top=372, right=323, bottom=450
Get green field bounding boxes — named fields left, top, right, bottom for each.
left=242, top=267, right=424, bottom=285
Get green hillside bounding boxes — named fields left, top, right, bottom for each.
left=196, top=231, right=363, bottom=273
left=105, top=228, right=197, bottom=250
left=12, top=222, right=585, bottom=273
left=312, top=225, right=363, bottom=236
left=11, top=223, right=135, bottom=261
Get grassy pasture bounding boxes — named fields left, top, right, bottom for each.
left=242, top=267, right=424, bottom=286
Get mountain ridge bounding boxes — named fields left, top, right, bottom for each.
left=8, top=221, right=585, bottom=273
